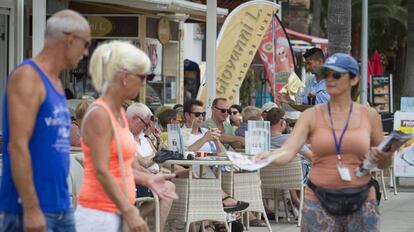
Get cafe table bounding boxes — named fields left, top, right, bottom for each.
left=164, top=158, right=232, bottom=232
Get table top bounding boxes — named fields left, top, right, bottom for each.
left=164, top=158, right=232, bottom=166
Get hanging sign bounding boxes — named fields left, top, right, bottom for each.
left=158, top=17, right=170, bottom=44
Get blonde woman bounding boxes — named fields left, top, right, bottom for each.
left=76, top=41, right=176, bottom=232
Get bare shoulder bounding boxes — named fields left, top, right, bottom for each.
left=82, top=106, right=113, bottom=141
left=300, top=106, right=318, bottom=123
left=364, top=105, right=381, bottom=121
left=8, top=64, right=44, bottom=98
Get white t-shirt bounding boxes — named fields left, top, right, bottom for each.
left=136, top=132, right=160, bottom=173
left=183, top=127, right=217, bottom=153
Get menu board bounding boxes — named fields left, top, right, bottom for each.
left=370, top=74, right=393, bottom=113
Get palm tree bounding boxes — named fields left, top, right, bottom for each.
left=327, top=0, right=352, bottom=54
left=403, top=0, right=414, bottom=96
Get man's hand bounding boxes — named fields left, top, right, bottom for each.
left=24, top=207, right=46, bottom=232
left=148, top=173, right=178, bottom=200
left=123, top=206, right=149, bottom=232
left=203, top=128, right=221, bottom=142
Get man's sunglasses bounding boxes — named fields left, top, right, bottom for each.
left=322, top=70, right=346, bottom=80
left=63, top=32, right=90, bottom=49
left=214, top=106, right=229, bottom=114
left=191, top=112, right=206, bottom=117
left=138, top=115, right=154, bottom=129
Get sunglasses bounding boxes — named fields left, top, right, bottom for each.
left=214, top=106, right=229, bottom=114
left=137, top=116, right=150, bottom=129
left=191, top=112, right=206, bottom=117
left=63, top=32, right=90, bottom=49
left=230, top=111, right=239, bottom=116
left=322, top=70, right=346, bottom=80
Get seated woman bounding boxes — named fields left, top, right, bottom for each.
left=70, top=100, right=90, bottom=147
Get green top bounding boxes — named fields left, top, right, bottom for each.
left=203, top=118, right=235, bottom=149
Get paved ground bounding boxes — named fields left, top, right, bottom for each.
left=249, top=178, right=414, bottom=232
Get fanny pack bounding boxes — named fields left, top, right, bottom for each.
left=307, top=179, right=374, bottom=216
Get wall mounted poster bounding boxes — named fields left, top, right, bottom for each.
left=393, top=111, right=414, bottom=177
left=370, top=74, right=393, bottom=113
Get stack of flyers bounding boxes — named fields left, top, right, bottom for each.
left=167, top=124, right=185, bottom=154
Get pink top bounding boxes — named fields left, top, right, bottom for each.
left=78, top=99, right=136, bottom=213
left=306, top=103, right=376, bottom=200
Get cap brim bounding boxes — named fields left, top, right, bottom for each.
left=320, top=64, right=348, bottom=73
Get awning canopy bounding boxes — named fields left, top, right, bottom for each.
left=71, top=0, right=228, bottom=20
left=286, top=28, right=328, bottom=45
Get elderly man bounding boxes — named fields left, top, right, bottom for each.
left=0, top=10, right=90, bottom=231
left=126, top=102, right=174, bottom=232
left=235, top=106, right=262, bottom=137
left=203, top=98, right=245, bottom=150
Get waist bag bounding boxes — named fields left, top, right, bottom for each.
left=307, top=179, right=374, bottom=216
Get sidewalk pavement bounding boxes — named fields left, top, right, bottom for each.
left=252, top=180, right=414, bottom=232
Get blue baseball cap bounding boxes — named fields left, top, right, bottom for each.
left=315, top=53, right=359, bottom=76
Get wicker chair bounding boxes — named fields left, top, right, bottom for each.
left=260, top=155, right=305, bottom=227
left=135, top=194, right=161, bottom=232
left=68, top=155, right=84, bottom=209
left=167, top=169, right=230, bottom=232
left=222, top=171, right=272, bottom=231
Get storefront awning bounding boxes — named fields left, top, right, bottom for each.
left=286, top=28, right=328, bottom=45
left=71, top=0, right=228, bottom=18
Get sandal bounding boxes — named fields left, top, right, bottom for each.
left=249, top=219, right=267, bottom=227
left=222, top=196, right=249, bottom=212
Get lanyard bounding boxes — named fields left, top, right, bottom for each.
left=327, top=102, right=353, bottom=161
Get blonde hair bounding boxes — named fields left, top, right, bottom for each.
left=242, top=106, right=261, bottom=122
left=89, top=40, right=151, bottom=93
left=75, top=101, right=90, bottom=121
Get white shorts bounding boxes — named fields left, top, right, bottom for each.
left=75, top=205, right=121, bottom=232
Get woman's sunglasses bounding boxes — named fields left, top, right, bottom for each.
left=191, top=112, right=206, bottom=117
left=322, top=70, right=346, bottom=80
left=214, top=106, right=230, bottom=114
left=230, top=111, right=239, bottom=116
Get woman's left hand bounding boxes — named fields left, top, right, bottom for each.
left=368, top=146, right=397, bottom=169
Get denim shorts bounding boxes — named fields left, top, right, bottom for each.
left=0, top=209, right=76, bottom=232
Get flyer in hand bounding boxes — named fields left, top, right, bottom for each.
left=226, top=151, right=285, bottom=171
left=378, top=130, right=414, bottom=152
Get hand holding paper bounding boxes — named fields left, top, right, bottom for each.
left=227, top=150, right=287, bottom=171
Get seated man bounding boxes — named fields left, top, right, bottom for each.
left=261, top=101, right=279, bottom=120
left=182, top=99, right=249, bottom=212
left=266, top=107, right=313, bottom=212
left=204, top=98, right=245, bottom=150
left=235, top=106, right=262, bottom=137
left=126, top=102, right=174, bottom=232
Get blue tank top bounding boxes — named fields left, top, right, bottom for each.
left=0, top=59, right=71, bottom=213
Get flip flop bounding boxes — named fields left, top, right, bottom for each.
left=222, top=196, right=249, bottom=212
left=249, top=219, right=267, bottom=227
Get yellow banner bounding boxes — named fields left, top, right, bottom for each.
left=216, top=2, right=278, bottom=103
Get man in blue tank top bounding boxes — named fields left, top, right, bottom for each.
left=0, top=10, right=90, bottom=231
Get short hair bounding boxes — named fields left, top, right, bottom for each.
left=126, top=102, right=152, bottom=120
left=303, top=47, right=325, bottom=62
left=212, top=98, right=227, bottom=107
left=266, top=108, right=285, bottom=126
left=158, top=109, right=178, bottom=129
left=89, top=40, right=151, bottom=93
left=229, top=104, right=242, bottom=113
left=154, top=106, right=172, bottom=118
left=241, top=106, right=261, bottom=122
left=183, top=99, right=204, bottom=114
left=45, top=10, right=89, bottom=44
left=75, top=101, right=90, bottom=121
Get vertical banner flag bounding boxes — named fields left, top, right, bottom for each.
left=258, top=14, right=295, bottom=98
left=197, top=1, right=280, bottom=104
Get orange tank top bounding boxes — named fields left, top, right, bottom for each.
left=306, top=103, right=376, bottom=200
left=78, top=99, right=136, bottom=213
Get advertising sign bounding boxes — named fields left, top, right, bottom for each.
left=393, top=111, right=414, bottom=177
left=370, top=74, right=393, bottom=113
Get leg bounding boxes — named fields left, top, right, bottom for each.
left=344, top=199, right=379, bottom=232
left=159, top=198, right=173, bottom=232
left=46, top=209, right=76, bottom=232
left=0, top=213, right=23, bottom=232
left=300, top=199, right=338, bottom=232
